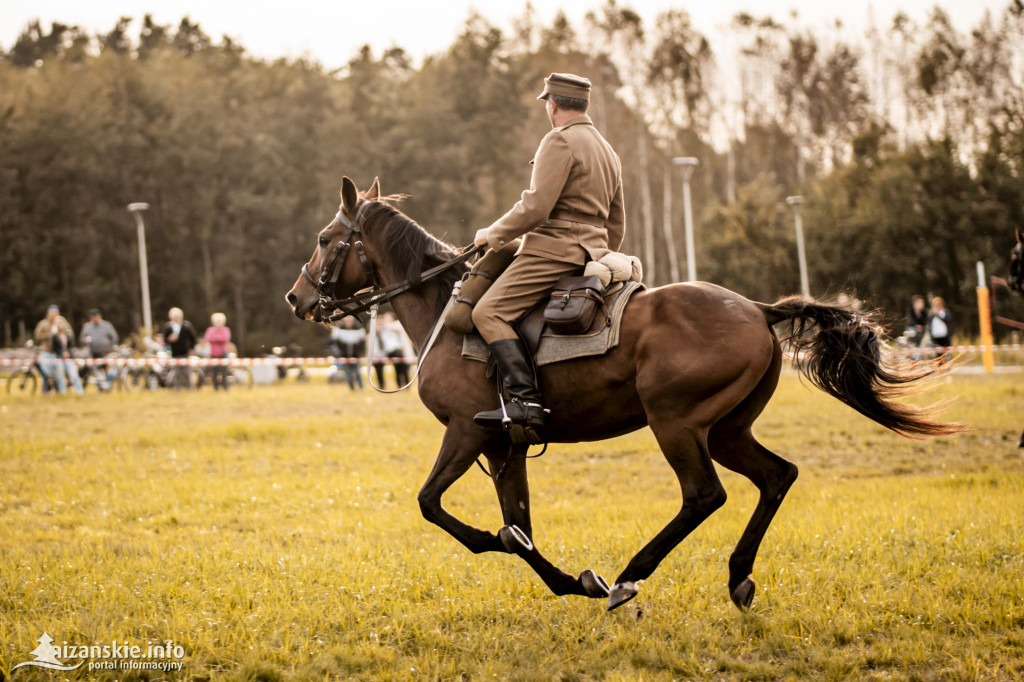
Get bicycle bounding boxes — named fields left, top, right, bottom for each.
left=163, top=359, right=206, bottom=391
left=5, top=344, right=57, bottom=396
left=77, top=346, right=133, bottom=393
left=117, top=361, right=159, bottom=392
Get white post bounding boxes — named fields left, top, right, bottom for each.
left=786, top=196, right=810, bottom=298
left=128, top=202, right=153, bottom=336
left=673, top=157, right=699, bottom=282
left=976, top=260, right=995, bottom=373
left=662, top=163, right=681, bottom=283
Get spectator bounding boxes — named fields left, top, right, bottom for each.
left=32, top=304, right=83, bottom=395
left=204, top=312, right=232, bottom=391
left=80, top=308, right=119, bottom=389
left=373, top=313, right=414, bottom=388
left=143, top=333, right=166, bottom=355
left=928, top=297, right=953, bottom=351
left=905, top=295, right=927, bottom=347
left=327, top=317, right=366, bottom=390
left=162, top=308, right=197, bottom=390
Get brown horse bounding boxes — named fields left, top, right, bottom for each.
left=286, top=177, right=962, bottom=611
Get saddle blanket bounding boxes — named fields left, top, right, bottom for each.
left=462, top=281, right=644, bottom=366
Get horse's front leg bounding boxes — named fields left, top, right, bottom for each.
left=485, top=445, right=610, bottom=599
left=416, top=421, right=506, bottom=554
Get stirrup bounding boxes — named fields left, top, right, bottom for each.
left=499, top=397, right=546, bottom=431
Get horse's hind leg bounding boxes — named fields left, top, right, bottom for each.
left=709, top=424, right=798, bottom=610
left=484, top=445, right=610, bottom=599
left=608, top=420, right=727, bottom=611
left=708, top=343, right=797, bottom=610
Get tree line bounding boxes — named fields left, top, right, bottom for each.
left=1, top=2, right=1022, bottom=353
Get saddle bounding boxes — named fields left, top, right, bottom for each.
left=461, top=280, right=643, bottom=366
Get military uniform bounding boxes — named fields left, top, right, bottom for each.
left=473, top=76, right=625, bottom=343
left=472, top=73, right=626, bottom=432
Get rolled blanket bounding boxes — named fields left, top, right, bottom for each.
left=583, top=261, right=613, bottom=288
left=630, top=256, right=643, bottom=283
left=598, top=252, right=643, bottom=283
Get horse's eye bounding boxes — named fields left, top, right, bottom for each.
left=319, top=236, right=330, bottom=248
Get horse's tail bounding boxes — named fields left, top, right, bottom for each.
left=757, top=296, right=965, bottom=438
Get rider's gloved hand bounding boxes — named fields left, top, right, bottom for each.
left=474, top=228, right=490, bottom=247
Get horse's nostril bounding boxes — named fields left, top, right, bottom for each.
left=286, top=291, right=298, bottom=306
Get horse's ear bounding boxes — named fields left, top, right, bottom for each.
left=340, top=176, right=359, bottom=211
left=365, top=177, right=381, bottom=201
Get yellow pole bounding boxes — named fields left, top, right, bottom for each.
left=976, top=261, right=995, bottom=373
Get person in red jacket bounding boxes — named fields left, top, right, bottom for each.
left=204, top=312, right=232, bottom=391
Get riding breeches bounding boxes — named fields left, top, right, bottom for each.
left=472, top=254, right=582, bottom=343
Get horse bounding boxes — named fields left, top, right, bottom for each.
left=286, top=176, right=963, bottom=611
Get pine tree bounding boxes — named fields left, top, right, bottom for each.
left=29, top=633, right=61, bottom=665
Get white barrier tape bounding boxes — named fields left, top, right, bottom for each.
left=780, top=343, right=1023, bottom=362
left=1, top=344, right=1021, bottom=368
left=889, top=344, right=1022, bottom=354
left=0, top=356, right=418, bottom=367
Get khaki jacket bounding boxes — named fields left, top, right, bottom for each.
left=34, top=316, right=74, bottom=353
left=486, top=115, right=625, bottom=265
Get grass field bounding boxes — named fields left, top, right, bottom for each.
left=1, top=370, right=1023, bottom=681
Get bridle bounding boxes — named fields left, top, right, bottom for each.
left=300, top=203, right=375, bottom=320
left=299, top=200, right=482, bottom=323
left=297, top=199, right=483, bottom=394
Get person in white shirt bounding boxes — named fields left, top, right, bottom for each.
left=373, top=313, right=415, bottom=387
left=327, top=317, right=366, bottom=390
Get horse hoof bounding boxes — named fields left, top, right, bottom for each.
left=498, top=525, right=533, bottom=553
left=606, top=582, right=638, bottom=611
left=730, top=577, right=756, bottom=610
left=580, top=570, right=610, bottom=598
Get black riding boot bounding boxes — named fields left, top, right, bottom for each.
left=474, top=338, right=545, bottom=431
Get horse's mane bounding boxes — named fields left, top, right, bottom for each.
left=358, top=197, right=468, bottom=314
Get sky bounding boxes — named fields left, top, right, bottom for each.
left=0, top=0, right=1013, bottom=69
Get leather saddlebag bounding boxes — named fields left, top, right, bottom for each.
left=544, top=275, right=605, bottom=335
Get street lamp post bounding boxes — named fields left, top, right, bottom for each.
left=662, top=163, right=681, bottom=283
left=127, top=202, right=153, bottom=336
left=785, top=196, right=810, bottom=298
left=673, top=156, right=699, bottom=282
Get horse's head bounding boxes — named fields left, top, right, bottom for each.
left=1009, top=228, right=1024, bottom=294
left=286, top=176, right=465, bottom=324
left=286, top=176, right=382, bottom=321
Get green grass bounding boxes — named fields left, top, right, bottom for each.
left=1, top=372, right=1022, bottom=680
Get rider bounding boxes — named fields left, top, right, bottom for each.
left=471, top=73, right=626, bottom=431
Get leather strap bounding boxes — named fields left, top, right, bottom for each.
left=363, top=282, right=459, bottom=394
left=549, top=210, right=605, bottom=228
